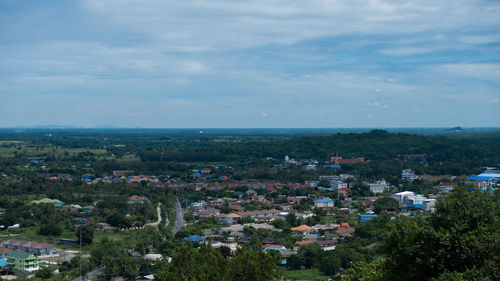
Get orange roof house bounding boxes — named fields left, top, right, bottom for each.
left=291, top=225, right=313, bottom=233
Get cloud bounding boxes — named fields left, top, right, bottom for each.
left=434, top=63, right=500, bottom=81
left=80, top=0, right=500, bottom=51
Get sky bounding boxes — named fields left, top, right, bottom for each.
left=1, top=0, right=499, bottom=128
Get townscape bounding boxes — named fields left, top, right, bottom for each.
left=0, top=129, right=499, bottom=280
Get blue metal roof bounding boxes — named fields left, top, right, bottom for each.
left=315, top=198, right=334, bottom=203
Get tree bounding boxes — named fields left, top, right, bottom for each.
left=35, top=267, right=53, bottom=279
left=75, top=224, right=95, bottom=246
left=227, top=246, right=280, bottom=281
left=383, top=187, right=500, bottom=281
left=373, top=197, right=399, bottom=214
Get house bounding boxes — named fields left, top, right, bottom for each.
left=182, top=235, right=205, bottom=244
left=127, top=195, right=150, bottom=204
left=1, top=239, right=59, bottom=257
left=291, top=225, right=313, bottom=235
left=113, top=170, right=134, bottom=177
left=314, top=198, right=334, bottom=209
left=0, top=247, right=13, bottom=259
left=316, top=239, right=338, bottom=251
left=330, top=156, right=367, bottom=165
left=293, top=240, right=314, bottom=250
left=216, top=213, right=241, bottom=224
left=336, top=224, right=355, bottom=237
left=6, top=251, right=39, bottom=273
left=238, top=209, right=281, bottom=221
left=359, top=214, right=377, bottom=223
left=262, top=244, right=286, bottom=252
left=287, top=196, right=308, bottom=204
left=434, top=182, right=456, bottom=193
left=82, top=205, right=95, bottom=213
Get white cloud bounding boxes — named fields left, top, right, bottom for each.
left=434, top=63, right=500, bottom=80
left=81, top=0, right=500, bottom=51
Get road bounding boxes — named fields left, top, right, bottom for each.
left=145, top=203, right=162, bottom=227
left=172, top=196, right=184, bottom=235
left=72, top=266, right=105, bottom=281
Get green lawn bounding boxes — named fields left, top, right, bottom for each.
left=281, top=268, right=330, bottom=281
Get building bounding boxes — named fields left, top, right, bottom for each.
left=216, top=213, right=241, bottom=224
left=314, top=198, right=334, bottom=209
left=316, top=239, right=338, bottom=251
left=262, top=244, right=286, bottom=252
left=182, top=235, right=205, bottom=244
left=291, top=225, right=313, bottom=235
left=359, top=214, right=377, bottom=223
left=6, top=251, right=39, bottom=273
left=434, top=182, right=456, bottom=193
left=330, top=156, right=367, bottom=165
left=368, top=180, right=388, bottom=194
left=1, top=239, right=58, bottom=257
left=127, top=195, right=150, bottom=204
left=393, top=191, right=415, bottom=204
left=402, top=169, right=416, bottom=182
left=0, top=247, right=13, bottom=259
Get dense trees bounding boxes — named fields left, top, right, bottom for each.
left=341, top=188, right=500, bottom=281
left=154, top=244, right=280, bottom=281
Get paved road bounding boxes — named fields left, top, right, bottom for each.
left=72, top=266, right=105, bottom=281
left=146, top=203, right=162, bottom=227
left=172, top=196, right=184, bottom=235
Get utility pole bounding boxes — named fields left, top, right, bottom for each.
left=80, top=226, right=82, bottom=281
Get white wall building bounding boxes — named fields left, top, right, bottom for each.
left=368, top=180, right=388, bottom=194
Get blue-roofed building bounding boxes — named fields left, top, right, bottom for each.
left=359, top=214, right=377, bottom=223
left=182, top=235, right=205, bottom=244
left=314, top=197, right=334, bottom=209
left=0, top=258, right=6, bottom=268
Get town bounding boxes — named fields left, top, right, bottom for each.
left=0, top=129, right=499, bottom=280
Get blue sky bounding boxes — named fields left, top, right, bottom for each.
left=1, top=0, right=499, bottom=128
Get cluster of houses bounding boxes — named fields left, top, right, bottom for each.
left=0, top=239, right=59, bottom=273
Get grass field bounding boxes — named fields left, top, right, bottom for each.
left=0, top=142, right=107, bottom=157
left=281, top=268, right=330, bottom=281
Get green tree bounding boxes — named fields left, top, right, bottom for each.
left=383, top=188, right=500, bottom=281
left=75, top=224, right=95, bottom=246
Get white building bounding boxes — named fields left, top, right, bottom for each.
left=331, top=181, right=348, bottom=190
left=393, top=191, right=415, bottom=204
left=368, top=180, right=388, bottom=194
left=402, top=169, right=416, bottom=182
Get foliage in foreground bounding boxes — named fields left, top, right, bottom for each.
left=154, top=244, right=280, bottom=281
left=340, top=187, right=500, bottom=281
